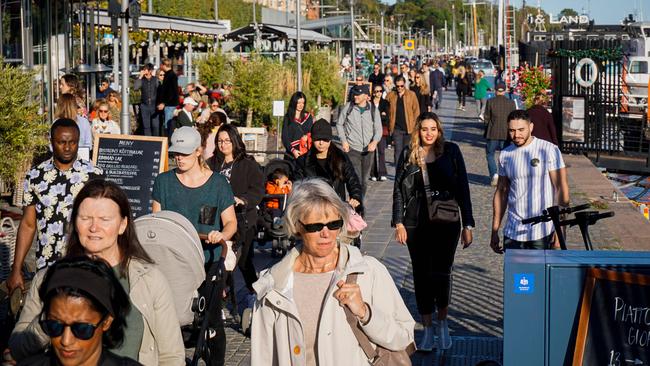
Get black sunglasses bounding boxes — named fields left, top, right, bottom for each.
left=299, top=219, right=344, bottom=233
left=40, top=315, right=106, bottom=340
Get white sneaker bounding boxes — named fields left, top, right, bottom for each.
left=490, top=174, right=499, bottom=187
left=438, top=319, right=452, bottom=350
left=478, top=114, right=484, bottom=121
left=370, top=177, right=377, bottom=181
left=379, top=176, right=388, bottom=181
left=418, top=326, right=435, bottom=352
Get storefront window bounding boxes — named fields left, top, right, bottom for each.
left=1, top=0, right=23, bottom=61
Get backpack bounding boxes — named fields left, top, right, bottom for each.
left=344, top=101, right=376, bottom=125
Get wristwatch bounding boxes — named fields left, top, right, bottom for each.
left=464, top=225, right=474, bottom=231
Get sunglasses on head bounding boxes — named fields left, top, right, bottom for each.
left=40, top=315, right=106, bottom=340
left=299, top=219, right=344, bottom=233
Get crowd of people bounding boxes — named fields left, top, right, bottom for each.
left=1, top=52, right=569, bottom=366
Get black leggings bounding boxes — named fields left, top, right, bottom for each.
left=237, top=226, right=258, bottom=291
left=406, top=220, right=461, bottom=314
left=456, top=89, right=467, bottom=106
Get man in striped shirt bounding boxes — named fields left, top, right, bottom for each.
left=490, top=110, right=570, bottom=253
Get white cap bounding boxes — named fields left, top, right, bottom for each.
left=168, top=127, right=201, bottom=154
left=183, top=97, right=198, bottom=106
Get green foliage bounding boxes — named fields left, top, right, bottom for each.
left=514, top=65, right=552, bottom=109
left=551, top=47, right=623, bottom=61
left=559, top=8, right=579, bottom=17
left=231, top=55, right=280, bottom=127
left=0, top=62, right=49, bottom=183
left=197, top=50, right=233, bottom=88
left=300, top=51, right=345, bottom=109
left=152, top=0, right=260, bottom=28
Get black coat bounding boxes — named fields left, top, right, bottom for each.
left=156, top=69, right=179, bottom=107
left=429, top=69, right=446, bottom=90
left=392, top=142, right=475, bottom=228
left=207, top=155, right=265, bottom=226
left=281, top=113, right=314, bottom=155
left=294, top=148, right=363, bottom=204
left=19, top=350, right=141, bottom=366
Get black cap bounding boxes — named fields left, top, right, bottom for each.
left=311, top=119, right=333, bottom=141
left=350, top=84, right=370, bottom=96
left=496, top=82, right=507, bottom=92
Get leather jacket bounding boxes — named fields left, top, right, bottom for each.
left=392, top=147, right=424, bottom=228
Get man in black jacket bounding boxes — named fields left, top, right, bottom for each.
left=429, top=62, right=446, bottom=110
left=156, top=58, right=179, bottom=137
left=367, top=63, right=384, bottom=90
left=484, top=82, right=516, bottom=186
left=134, top=63, right=158, bottom=136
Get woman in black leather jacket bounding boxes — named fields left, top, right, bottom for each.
left=295, top=119, right=363, bottom=211
left=392, top=112, right=474, bottom=352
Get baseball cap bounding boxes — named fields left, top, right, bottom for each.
left=311, top=119, right=333, bottom=141
left=496, top=82, right=507, bottom=92
left=183, top=97, right=199, bottom=106
left=350, top=84, right=370, bottom=96
left=169, top=127, right=201, bottom=154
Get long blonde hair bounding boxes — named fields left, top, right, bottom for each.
left=417, top=72, right=429, bottom=95
left=55, top=93, right=79, bottom=120
left=407, top=112, right=445, bottom=166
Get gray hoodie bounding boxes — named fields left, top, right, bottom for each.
left=336, top=101, right=382, bottom=153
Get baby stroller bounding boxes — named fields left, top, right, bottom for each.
left=256, top=158, right=295, bottom=257
left=134, top=210, right=226, bottom=366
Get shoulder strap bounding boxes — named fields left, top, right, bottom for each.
left=344, top=274, right=380, bottom=362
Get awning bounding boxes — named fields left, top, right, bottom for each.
left=84, top=10, right=230, bottom=36
left=224, top=23, right=332, bottom=43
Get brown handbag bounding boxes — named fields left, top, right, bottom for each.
left=343, top=274, right=416, bottom=366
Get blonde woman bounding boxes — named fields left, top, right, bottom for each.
left=55, top=93, right=93, bottom=151
left=413, top=72, right=432, bottom=113
left=91, top=100, right=121, bottom=139
left=392, top=112, right=474, bottom=351
left=455, top=65, right=470, bottom=110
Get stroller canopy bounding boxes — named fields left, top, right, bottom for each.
left=134, top=210, right=205, bottom=326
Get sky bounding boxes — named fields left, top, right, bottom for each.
left=382, top=0, right=646, bottom=25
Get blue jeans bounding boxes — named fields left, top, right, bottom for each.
left=164, top=106, right=176, bottom=136
left=393, top=129, right=411, bottom=166
left=486, top=139, right=506, bottom=178
left=140, top=104, right=159, bottom=136
left=433, top=87, right=443, bottom=108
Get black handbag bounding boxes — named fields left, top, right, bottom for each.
left=419, top=152, right=460, bottom=224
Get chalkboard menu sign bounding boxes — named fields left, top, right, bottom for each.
left=573, top=268, right=650, bottom=366
left=92, top=134, right=168, bottom=218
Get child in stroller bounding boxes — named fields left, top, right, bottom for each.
left=256, top=159, right=295, bottom=257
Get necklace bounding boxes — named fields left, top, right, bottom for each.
left=297, top=254, right=338, bottom=273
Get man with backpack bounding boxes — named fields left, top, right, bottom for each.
left=337, top=84, right=382, bottom=196
left=386, top=75, right=420, bottom=165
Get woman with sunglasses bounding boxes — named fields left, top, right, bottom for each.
left=197, top=97, right=229, bottom=124
left=9, top=179, right=185, bottom=365
left=20, top=256, right=140, bottom=365
left=370, top=86, right=389, bottom=181
left=412, top=72, right=432, bottom=114
left=251, top=179, right=414, bottom=366
left=90, top=100, right=121, bottom=139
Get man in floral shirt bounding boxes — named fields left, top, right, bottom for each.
left=7, top=118, right=103, bottom=293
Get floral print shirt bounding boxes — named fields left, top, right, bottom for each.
left=22, top=158, right=103, bottom=270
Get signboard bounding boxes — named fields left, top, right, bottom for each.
left=273, top=100, right=285, bottom=117
left=562, top=96, right=585, bottom=143
left=92, top=134, right=168, bottom=218
left=572, top=268, right=650, bottom=366
left=404, top=39, right=415, bottom=50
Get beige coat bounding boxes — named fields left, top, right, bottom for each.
left=9, top=259, right=185, bottom=366
left=251, top=244, right=415, bottom=366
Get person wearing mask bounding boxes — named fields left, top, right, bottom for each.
left=336, top=84, right=382, bottom=197
left=387, top=76, right=420, bottom=165
left=393, top=112, right=474, bottom=351
left=55, top=93, right=93, bottom=153
left=207, top=124, right=265, bottom=312
left=370, top=86, right=389, bottom=181
left=90, top=101, right=121, bottom=139
left=152, top=127, right=237, bottom=366
left=251, top=179, right=415, bottom=366
left=281, top=91, right=314, bottom=159
left=528, top=94, right=558, bottom=145
left=134, top=63, right=159, bottom=136
left=10, top=179, right=186, bottom=365
left=19, top=256, right=140, bottom=366
left=474, top=71, right=491, bottom=121
left=156, top=58, right=179, bottom=137
left=484, top=82, right=516, bottom=186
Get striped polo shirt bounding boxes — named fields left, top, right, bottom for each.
left=498, top=137, right=565, bottom=241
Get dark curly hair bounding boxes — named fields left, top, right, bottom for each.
left=39, top=256, right=131, bottom=349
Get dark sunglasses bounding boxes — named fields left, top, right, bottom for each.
left=40, top=315, right=106, bottom=340
left=396, top=84, right=405, bottom=88
left=299, top=219, right=344, bottom=233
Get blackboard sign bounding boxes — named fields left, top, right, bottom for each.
left=92, top=134, right=168, bottom=218
left=573, top=268, right=650, bottom=366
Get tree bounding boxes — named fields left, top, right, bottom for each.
left=230, top=55, right=282, bottom=127
left=0, top=61, right=49, bottom=184
left=151, top=0, right=260, bottom=29
left=196, top=50, right=233, bottom=88
left=559, top=8, right=579, bottom=17
left=300, top=51, right=345, bottom=109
